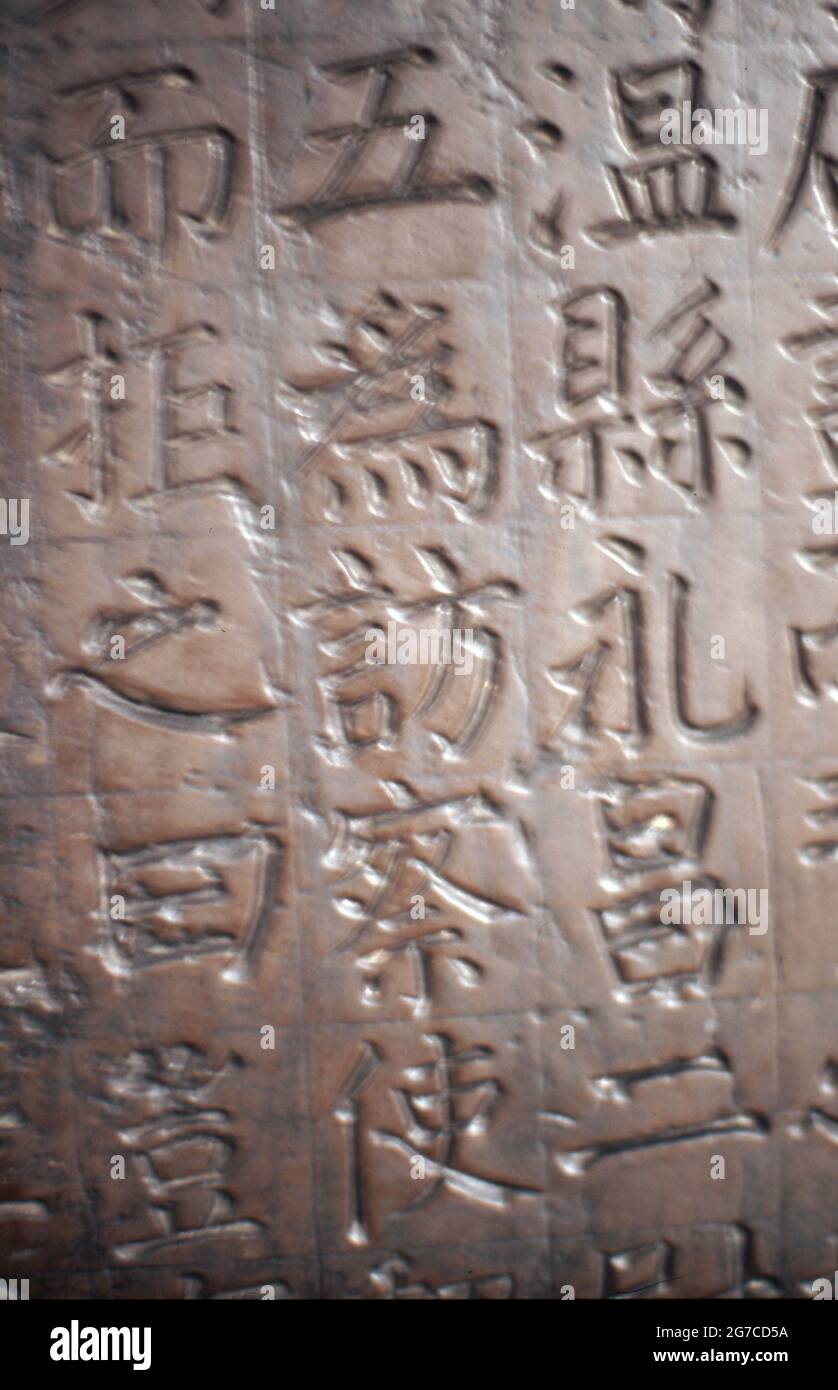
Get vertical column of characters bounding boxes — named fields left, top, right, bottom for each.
left=499, top=0, right=778, bottom=1295
left=257, top=5, right=548, bottom=1294
left=3, top=0, right=308, bottom=1298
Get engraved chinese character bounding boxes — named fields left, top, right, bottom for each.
left=324, top=779, right=522, bottom=1014
left=100, top=1046, right=264, bottom=1263
left=295, top=547, right=518, bottom=762
left=94, top=830, right=282, bottom=982
left=281, top=290, right=499, bottom=522
left=274, top=48, right=493, bottom=232
left=588, top=62, right=735, bottom=245
left=38, top=68, right=237, bottom=257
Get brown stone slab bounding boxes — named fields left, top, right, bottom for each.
left=2, top=0, right=838, bottom=1302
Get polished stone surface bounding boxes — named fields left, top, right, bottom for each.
left=0, top=0, right=837, bottom=1299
